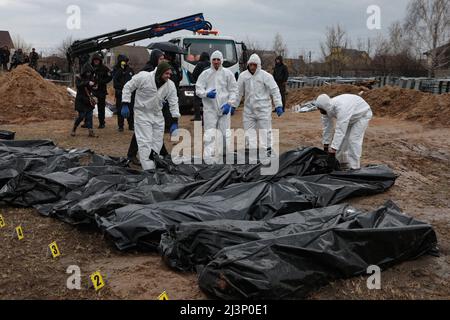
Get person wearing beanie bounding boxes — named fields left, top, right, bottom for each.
left=91, top=53, right=112, bottom=129
left=113, top=54, right=135, bottom=132
left=121, top=62, right=180, bottom=170
left=71, top=63, right=98, bottom=138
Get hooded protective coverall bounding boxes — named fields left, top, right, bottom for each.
left=237, top=54, right=282, bottom=152
left=195, top=51, right=238, bottom=161
left=122, top=69, right=180, bottom=170
left=316, top=93, right=373, bottom=170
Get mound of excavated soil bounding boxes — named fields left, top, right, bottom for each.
left=0, top=65, right=75, bottom=125
left=288, top=84, right=450, bottom=127
left=363, top=86, right=450, bottom=127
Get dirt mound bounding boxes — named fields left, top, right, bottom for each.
left=0, top=65, right=75, bottom=125
left=287, top=84, right=368, bottom=106
left=288, top=84, right=450, bottom=127
left=363, top=86, right=450, bottom=127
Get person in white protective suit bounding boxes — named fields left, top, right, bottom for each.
left=195, top=50, right=238, bottom=162
left=315, top=93, right=373, bottom=170
left=236, top=53, right=284, bottom=156
left=121, top=62, right=180, bottom=170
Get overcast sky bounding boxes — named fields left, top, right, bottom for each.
left=0, top=0, right=411, bottom=59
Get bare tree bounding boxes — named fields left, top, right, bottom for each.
left=389, top=22, right=414, bottom=55
left=405, top=0, right=450, bottom=77
left=320, top=24, right=348, bottom=57
left=243, top=36, right=274, bottom=70
left=356, top=38, right=365, bottom=52
left=366, top=38, right=373, bottom=57
left=273, top=33, right=288, bottom=58
left=372, top=22, right=427, bottom=77
left=12, top=34, right=32, bottom=53
left=56, top=36, right=74, bottom=58
left=372, top=33, right=390, bottom=75
left=320, top=24, right=349, bottom=76
left=244, top=36, right=263, bottom=52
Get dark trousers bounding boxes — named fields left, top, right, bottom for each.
left=127, top=134, right=138, bottom=158
left=97, top=95, right=106, bottom=126
left=277, top=82, right=287, bottom=111
left=193, top=96, right=202, bottom=120
left=74, top=110, right=93, bottom=129
left=115, top=91, right=134, bottom=129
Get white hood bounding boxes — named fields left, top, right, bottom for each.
left=247, top=53, right=262, bottom=73
left=316, top=94, right=333, bottom=113
left=211, top=50, right=224, bottom=70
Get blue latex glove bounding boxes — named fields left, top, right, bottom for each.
left=222, top=103, right=232, bottom=115
left=275, top=106, right=284, bottom=117
left=170, top=122, right=178, bottom=135
left=207, top=89, right=217, bottom=99
left=230, top=106, right=236, bottom=116
left=121, top=103, right=130, bottom=118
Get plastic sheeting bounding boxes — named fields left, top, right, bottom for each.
left=293, top=100, right=318, bottom=113
left=161, top=203, right=353, bottom=272
left=96, top=165, right=397, bottom=250
left=190, top=201, right=437, bottom=300
left=1, top=140, right=437, bottom=300
left=0, top=143, right=343, bottom=225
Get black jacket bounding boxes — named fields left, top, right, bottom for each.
left=12, top=51, right=24, bottom=65
left=113, top=55, right=135, bottom=92
left=273, top=56, right=289, bottom=84
left=168, top=61, right=182, bottom=89
left=0, top=48, right=10, bottom=63
left=91, top=54, right=112, bottom=97
left=141, top=49, right=164, bottom=72
left=191, top=52, right=210, bottom=83
left=30, top=51, right=39, bottom=63
left=75, top=70, right=95, bottom=113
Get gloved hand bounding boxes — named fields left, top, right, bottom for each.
left=324, top=144, right=329, bottom=153
left=230, top=106, right=236, bottom=116
left=121, top=103, right=130, bottom=118
left=169, top=122, right=179, bottom=135
left=222, top=103, right=233, bottom=115
left=207, top=89, right=217, bottom=99
left=275, top=106, right=284, bottom=117
left=327, top=151, right=338, bottom=171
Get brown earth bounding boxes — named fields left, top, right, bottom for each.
left=0, top=66, right=75, bottom=125
left=287, top=85, right=450, bottom=127
left=1, top=89, right=449, bottom=300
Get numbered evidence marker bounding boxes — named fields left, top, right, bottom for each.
left=48, top=242, right=61, bottom=258
left=16, top=226, right=24, bottom=240
left=90, top=271, right=105, bottom=291
left=0, top=214, right=5, bottom=228
left=157, top=291, right=169, bottom=300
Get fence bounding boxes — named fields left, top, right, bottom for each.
left=287, top=76, right=450, bottom=94
left=45, top=72, right=73, bottom=87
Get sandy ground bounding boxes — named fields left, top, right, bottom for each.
left=1, top=110, right=449, bottom=300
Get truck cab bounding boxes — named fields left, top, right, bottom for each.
left=169, top=34, right=243, bottom=114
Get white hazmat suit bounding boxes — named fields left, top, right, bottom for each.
left=316, top=93, right=373, bottom=170
left=195, top=51, right=238, bottom=162
left=237, top=54, right=282, bottom=153
left=122, top=70, right=180, bottom=170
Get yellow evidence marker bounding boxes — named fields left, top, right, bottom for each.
left=0, top=214, right=5, bottom=228
left=48, top=242, right=61, bottom=258
left=16, top=226, right=24, bottom=240
left=90, top=271, right=105, bottom=291
left=157, top=291, right=169, bottom=300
